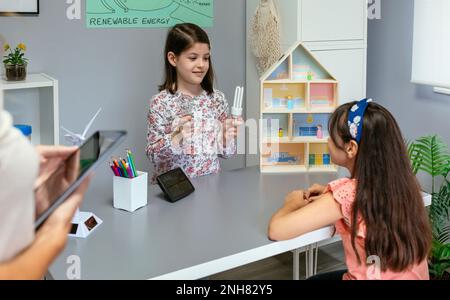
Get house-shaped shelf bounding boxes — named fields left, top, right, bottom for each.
left=260, top=42, right=338, bottom=173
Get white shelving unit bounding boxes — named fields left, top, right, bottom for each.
left=2, top=73, right=59, bottom=145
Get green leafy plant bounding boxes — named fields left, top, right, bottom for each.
left=408, top=135, right=450, bottom=279
left=2, top=43, right=28, bottom=65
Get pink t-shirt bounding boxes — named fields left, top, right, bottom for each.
left=327, top=178, right=429, bottom=280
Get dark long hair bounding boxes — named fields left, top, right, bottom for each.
left=159, top=23, right=215, bottom=95
left=328, top=102, right=431, bottom=272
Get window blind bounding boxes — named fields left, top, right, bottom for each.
left=411, top=0, right=450, bottom=89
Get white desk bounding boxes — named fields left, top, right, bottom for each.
left=48, top=167, right=431, bottom=280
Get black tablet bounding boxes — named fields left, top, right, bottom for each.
left=34, top=130, right=127, bottom=228
left=156, top=168, right=195, bottom=203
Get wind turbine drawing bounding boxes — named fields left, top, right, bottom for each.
left=100, top=0, right=129, bottom=13
left=61, top=108, right=102, bottom=146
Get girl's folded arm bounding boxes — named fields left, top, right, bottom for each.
left=268, top=192, right=343, bottom=241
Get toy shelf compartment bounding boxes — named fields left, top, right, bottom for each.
left=262, top=82, right=306, bottom=111
left=260, top=102, right=337, bottom=173
left=262, top=113, right=331, bottom=142
left=306, top=141, right=337, bottom=173
left=292, top=113, right=330, bottom=139
left=259, top=141, right=337, bottom=173
left=261, top=142, right=306, bottom=167
left=262, top=113, right=290, bottom=139
left=261, top=143, right=306, bottom=166
left=262, top=47, right=338, bottom=113
left=309, top=82, right=338, bottom=109
left=307, top=143, right=337, bottom=172
left=262, top=81, right=337, bottom=113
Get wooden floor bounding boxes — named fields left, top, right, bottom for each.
left=210, top=241, right=346, bottom=280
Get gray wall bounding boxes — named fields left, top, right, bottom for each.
left=367, top=0, right=450, bottom=190
left=0, top=0, right=246, bottom=191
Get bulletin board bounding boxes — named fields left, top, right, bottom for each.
left=86, top=0, right=214, bottom=28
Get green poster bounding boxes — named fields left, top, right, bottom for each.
left=86, top=0, right=213, bottom=28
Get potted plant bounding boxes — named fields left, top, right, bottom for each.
left=408, top=135, right=450, bottom=279
left=3, top=43, right=28, bottom=81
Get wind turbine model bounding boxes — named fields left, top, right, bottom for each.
left=61, top=108, right=102, bottom=146
left=61, top=108, right=103, bottom=238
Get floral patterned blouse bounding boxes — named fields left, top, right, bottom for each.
left=146, top=89, right=236, bottom=183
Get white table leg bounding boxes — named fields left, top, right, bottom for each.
left=304, top=243, right=319, bottom=279
left=314, top=243, right=319, bottom=275
left=305, top=245, right=310, bottom=279
left=309, top=244, right=314, bottom=277
left=293, top=248, right=301, bottom=280
left=293, top=243, right=319, bottom=280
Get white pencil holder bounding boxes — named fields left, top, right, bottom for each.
left=113, top=171, right=148, bottom=212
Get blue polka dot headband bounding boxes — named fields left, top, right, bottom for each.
left=347, top=98, right=373, bottom=144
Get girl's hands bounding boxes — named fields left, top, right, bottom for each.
left=305, top=184, right=327, bottom=202
left=223, top=117, right=243, bottom=145
left=171, top=116, right=244, bottom=153
left=171, top=116, right=194, bottom=153
left=282, top=184, right=327, bottom=213
left=284, top=190, right=309, bottom=210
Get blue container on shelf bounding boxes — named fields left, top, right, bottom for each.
left=287, top=99, right=294, bottom=110
left=299, top=127, right=318, bottom=137
left=323, top=154, right=331, bottom=165
left=14, top=124, right=32, bottom=141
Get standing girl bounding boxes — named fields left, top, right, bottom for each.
left=268, top=99, right=432, bottom=280
left=146, top=23, right=241, bottom=182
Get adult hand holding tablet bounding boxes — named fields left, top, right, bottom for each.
left=34, top=173, right=92, bottom=256
left=34, top=130, right=127, bottom=229
left=34, top=146, right=80, bottom=218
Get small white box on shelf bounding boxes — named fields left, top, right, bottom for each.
left=113, top=171, right=148, bottom=212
